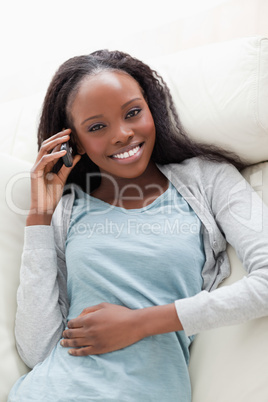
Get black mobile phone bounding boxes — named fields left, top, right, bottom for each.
left=61, top=141, right=73, bottom=167
left=52, top=141, right=74, bottom=174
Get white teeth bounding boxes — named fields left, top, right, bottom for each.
left=113, top=145, right=140, bottom=159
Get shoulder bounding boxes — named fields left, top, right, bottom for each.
left=52, top=183, right=85, bottom=222
left=158, top=156, right=239, bottom=186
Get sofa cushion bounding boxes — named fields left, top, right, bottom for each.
left=0, top=154, right=31, bottom=401
left=189, top=161, right=268, bottom=402
left=1, top=37, right=268, bottom=166
left=151, top=36, right=268, bottom=164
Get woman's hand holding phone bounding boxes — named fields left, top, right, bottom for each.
left=26, top=129, right=81, bottom=226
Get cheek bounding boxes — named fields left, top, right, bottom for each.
left=80, top=136, right=106, bottom=159
left=141, top=114, right=156, bottom=139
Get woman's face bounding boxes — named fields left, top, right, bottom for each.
left=70, top=70, right=156, bottom=180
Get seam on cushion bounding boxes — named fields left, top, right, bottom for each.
left=24, top=246, right=55, bottom=251
left=252, top=37, right=260, bottom=130
left=254, top=37, right=268, bottom=132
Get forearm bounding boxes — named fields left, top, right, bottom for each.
left=175, top=269, right=268, bottom=337
left=16, top=225, right=67, bottom=367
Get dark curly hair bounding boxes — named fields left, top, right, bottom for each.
left=38, top=49, right=246, bottom=192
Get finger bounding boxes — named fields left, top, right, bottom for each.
left=62, top=327, right=84, bottom=339
left=68, top=346, right=94, bottom=357
left=41, top=129, right=72, bottom=146
left=51, top=143, right=62, bottom=153
left=66, top=303, right=97, bottom=329
left=36, top=134, right=70, bottom=164
left=67, top=315, right=85, bottom=329
left=39, top=132, right=70, bottom=152
left=33, top=149, right=67, bottom=175
left=60, top=337, right=88, bottom=348
left=36, top=128, right=71, bottom=165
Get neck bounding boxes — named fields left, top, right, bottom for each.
left=92, top=162, right=169, bottom=208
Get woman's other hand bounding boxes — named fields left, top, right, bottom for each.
left=61, top=303, right=143, bottom=356
left=61, top=302, right=183, bottom=356
left=26, top=129, right=81, bottom=225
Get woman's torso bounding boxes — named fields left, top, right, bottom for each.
left=8, top=182, right=205, bottom=402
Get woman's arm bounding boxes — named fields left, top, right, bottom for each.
left=15, top=225, right=68, bottom=368
left=15, top=129, right=80, bottom=368
left=174, top=162, right=268, bottom=336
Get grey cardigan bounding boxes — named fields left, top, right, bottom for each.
left=15, top=157, right=268, bottom=368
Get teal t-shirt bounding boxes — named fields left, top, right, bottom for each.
left=8, top=183, right=205, bottom=402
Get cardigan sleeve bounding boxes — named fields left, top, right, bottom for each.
left=175, top=163, right=268, bottom=336
left=15, top=224, right=69, bottom=368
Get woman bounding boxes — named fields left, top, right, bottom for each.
left=8, top=50, right=268, bottom=401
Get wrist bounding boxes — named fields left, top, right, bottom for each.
left=135, top=303, right=183, bottom=339
left=26, top=211, right=53, bottom=226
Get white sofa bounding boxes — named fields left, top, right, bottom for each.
left=1, top=36, right=268, bottom=401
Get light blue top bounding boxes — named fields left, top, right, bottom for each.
left=9, top=182, right=205, bottom=402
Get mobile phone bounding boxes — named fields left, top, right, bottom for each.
left=61, top=141, right=73, bottom=167
left=51, top=140, right=74, bottom=174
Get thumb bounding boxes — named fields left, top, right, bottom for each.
left=59, top=154, right=82, bottom=182
left=70, top=154, right=82, bottom=170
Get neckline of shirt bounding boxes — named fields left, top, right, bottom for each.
left=85, top=181, right=173, bottom=214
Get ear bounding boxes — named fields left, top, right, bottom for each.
left=70, top=132, right=86, bottom=155
left=76, top=142, right=86, bottom=155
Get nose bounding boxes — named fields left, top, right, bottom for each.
left=111, top=123, right=134, bottom=144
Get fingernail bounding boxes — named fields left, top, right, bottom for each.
left=60, top=340, right=64, bottom=346
left=68, top=350, right=73, bottom=355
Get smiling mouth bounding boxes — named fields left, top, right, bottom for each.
left=110, top=143, right=144, bottom=160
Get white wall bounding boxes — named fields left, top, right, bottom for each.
left=1, top=0, right=227, bottom=75
left=1, top=0, right=267, bottom=102
left=0, top=0, right=233, bottom=100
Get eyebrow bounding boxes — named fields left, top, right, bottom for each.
left=81, top=114, right=103, bottom=126
left=80, top=97, right=142, bottom=126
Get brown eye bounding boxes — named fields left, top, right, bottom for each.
left=88, top=123, right=105, bottom=132
left=126, top=108, right=141, bottom=119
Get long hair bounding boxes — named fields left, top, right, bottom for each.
left=38, top=49, right=246, bottom=192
